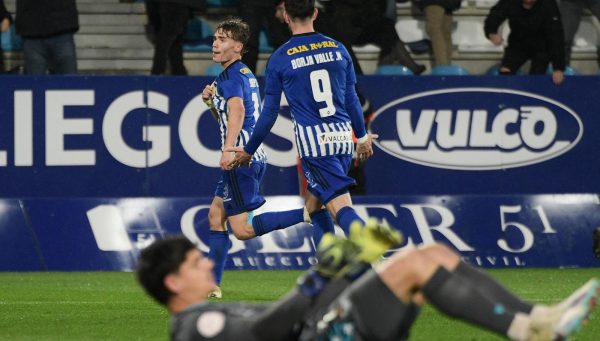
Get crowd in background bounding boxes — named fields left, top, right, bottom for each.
left=0, top=0, right=600, bottom=76
left=143, top=0, right=596, bottom=80
left=0, top=0, right=598, bottom=77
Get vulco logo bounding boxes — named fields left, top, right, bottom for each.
left=370, top=88, right=583, bottom=170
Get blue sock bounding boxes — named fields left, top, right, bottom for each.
left=310, top=209, right=335, bottom=246
left=335, top=206, right=365, bottom=235
left=252, top=208, right=304, bottom=236
left=208, top=230, right=230, bottom=285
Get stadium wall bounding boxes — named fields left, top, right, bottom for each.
left=0, top=75, right=598, bottom=270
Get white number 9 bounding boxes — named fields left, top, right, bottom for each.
left=310, top=69, right=336, bottom=118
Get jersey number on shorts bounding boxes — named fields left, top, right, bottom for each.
left=310, top=69, right=336, bottom=118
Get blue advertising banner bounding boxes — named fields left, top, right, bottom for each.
left=0, top=76, right=299, bottom=197
left=359, top=76, right=599, bottom=195
left=0, top=75, right=599, bottom=197
left=2, top=195, right=598, bottom=271
left=0, top=200, right=44, bottom=271
left=1, top=76, right=598, bottom=270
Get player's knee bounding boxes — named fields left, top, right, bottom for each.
left=418, top=243, right=457, bottom=259
left=418, top=244, right=460, bottom=270
left=230, top=224, right=255, bottom=240
left=387, top=250, right=432, bottom=284
left=207, top=210, right=222, bottom=230
left=305, top=194, right=323, bottom=213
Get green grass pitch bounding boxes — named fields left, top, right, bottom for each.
left=0, top=269, right=599, bottom=340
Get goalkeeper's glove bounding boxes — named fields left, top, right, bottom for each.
left=297, top=234, right=360, bottom=297
left=349, top=218, right=403, bottom=264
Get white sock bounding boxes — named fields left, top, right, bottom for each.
left=506, top=312, right=531, bottom=341
left=530, top=304, right=551, bottom=318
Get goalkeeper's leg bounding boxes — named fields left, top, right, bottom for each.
left=378, top=245, right=599, bottom=341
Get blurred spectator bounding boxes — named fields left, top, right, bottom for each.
left=559, top=0, right=600, bottom=66
left=15, top=0, right=79, bottom=75
left=484, top=0, right=566, bottom=85
left=146, top=0, right=205, bottom=75
left=325, top=0, right=426, bottom=74
left=0, top=0, right=12, bottom=73
left=413, top=0, right=462, bottom=66
left=240, top=0, right=289, bottom=73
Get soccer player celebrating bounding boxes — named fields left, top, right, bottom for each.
left=226, top=0, right=378, bottom=239
left=136, top=220, right=599, bottom=341
left=201, top=18, right=310, bottom=298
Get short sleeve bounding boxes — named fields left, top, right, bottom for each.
left=219, top=79, right=243, bottom=101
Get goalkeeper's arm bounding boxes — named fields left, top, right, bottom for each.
left=251, top=236, right=358, bottom=341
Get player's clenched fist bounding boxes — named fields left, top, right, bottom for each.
left=356, top=133, right=378, bottom=162
left=202, top=83, right=216, bottom=107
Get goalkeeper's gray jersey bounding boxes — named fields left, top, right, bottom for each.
left=171, top=302, right=268, bottom=341
left=170, top=273, right=418, bottom=341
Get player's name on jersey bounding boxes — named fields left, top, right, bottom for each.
left=291, top=51, right=343, bottom=70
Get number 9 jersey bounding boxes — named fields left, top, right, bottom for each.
left=263, top=32, right=366, bottom=159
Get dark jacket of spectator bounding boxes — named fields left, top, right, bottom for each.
left=413, top=0, right=462, bottom=12
left=148, top=0, right=206, bottom=10
left=0, top=0, right=10, bottom=22
left=0, top=0, right=11, bottom=73
left=484, top=0, right=565, bottom=71
left=15, top=0, right=79, bottom=38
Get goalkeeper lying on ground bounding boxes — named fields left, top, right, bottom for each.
left=136, top=219, right=598, bottom=341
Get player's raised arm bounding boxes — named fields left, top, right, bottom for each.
left=202, top=83, right=220, bottom=122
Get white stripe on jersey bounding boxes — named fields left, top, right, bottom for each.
left=345, top=122, right=354, bottom=154
left=295, top=121, right=354, bottom=158
left=335, top=123, right=344, bottom=154
left=239, top=130, right=250, bottom=147
left=293, top=119, right=305, bottom=158
left=297, top=124, right=310, bottom=158
left=253, top=145, right=267, bottom=162
left=320, top=123, right=332, bottom=156
left=328, top=123, right=341, bottom=155
left=306, top=126, right=318, bottom=158
left=219, top=111, right=227, bottom=149
left=313, top=124, right=327, bottom=156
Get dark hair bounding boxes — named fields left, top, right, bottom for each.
left=136, top=236, right=196, bottom=306
left=284, top=0, right=315, bottom=20
left=216, top=17, right=250, bottom=54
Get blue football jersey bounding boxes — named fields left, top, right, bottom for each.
left=212, top=60, right=267, bottom=162
left=264, top=32, right=360, bottom=158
